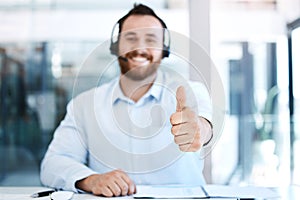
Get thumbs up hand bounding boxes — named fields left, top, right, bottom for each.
left=170, top=86, right=212, bottom=152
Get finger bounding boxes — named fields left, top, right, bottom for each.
left=179, top=143, right=192, bottom=152
left=121, top=176, right=135, bottom=195
left=119, top=172, right=136, bottom=195
left=174, top=129, right=200, bottom=144
left=171, top=124, right=187, bottom=136
left=179, top=136, right=201, bottom=152
left=176, top=86, right=187, bottom=112
left=114, top=177, right=129, bottom=196
left=170, top=109, right=196, bottom=125
left=100, top=186, right=114, bottom=197
left=171, top=122, right=198, bottom=136
left=170, top=112, right=186, bottom=125
left=174, top=134, right=192, bottom=145
left=129, top=183, right=136, bottom=195
left=107, top=181, right=122, bottom=196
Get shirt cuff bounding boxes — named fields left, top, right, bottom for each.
left=66, top=168, right=98, bottom=193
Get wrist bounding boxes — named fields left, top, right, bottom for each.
left=200, top=117, right=213, bottom=146
left=75, top=175, right=94, bottom=193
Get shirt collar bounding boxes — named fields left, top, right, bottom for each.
left=112, top=70, right=164, bottom=105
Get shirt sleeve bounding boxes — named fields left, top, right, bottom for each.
left=40, top=99, right=97, bottom=192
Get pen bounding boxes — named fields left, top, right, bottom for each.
left=30, top=189, right=57, bottom=198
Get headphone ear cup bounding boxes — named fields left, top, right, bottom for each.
left=110, top=41, right=119, bottom=56
left=162, top=44, right=170, bottom=58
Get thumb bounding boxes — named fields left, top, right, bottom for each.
left=176, top=86, right=187, bottom=112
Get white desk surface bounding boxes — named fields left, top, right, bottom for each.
left=0, top=185, right=299, bottom=200
left=0, top=187, right=103, bottom=200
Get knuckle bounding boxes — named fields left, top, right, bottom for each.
left=112, top=170, right=120, bottom=176
left=116, top=170, right=123, bottom=176
left=106, top=175, right=114, bottom=182
left=170, top=115, right=175, bottom=124
left=171, top=126, right=177, bottom=134
left=110, top=171, right=117, bottom=176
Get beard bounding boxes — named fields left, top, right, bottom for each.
left=118, top=50, right=160, bottom=81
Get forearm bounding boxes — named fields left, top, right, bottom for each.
left=40, top=153, right=97, bottom=192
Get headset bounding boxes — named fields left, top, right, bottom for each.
left=109, top=18, right=171, bottom=59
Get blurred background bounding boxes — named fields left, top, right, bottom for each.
left=0, top=0, right=299, bottom=188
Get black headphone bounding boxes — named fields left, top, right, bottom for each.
left=109, top=19, right=170, bottom=58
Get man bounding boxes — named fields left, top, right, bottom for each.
left=40, top=4, right=213, bottom=197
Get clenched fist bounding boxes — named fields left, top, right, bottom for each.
left=75, top=170, right=136, bottom=197
left=170, top=86, right=212, bottom=152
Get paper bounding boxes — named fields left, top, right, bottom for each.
left=133, top=185, right=208, bottom=199
left=50, top=191, right=73, bottom=200
left=133, top=184, right=280, bottom=199
left=205, top=185, right=280, bottom=199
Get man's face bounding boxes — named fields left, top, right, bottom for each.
left=118, top=15, right=164, bottom=80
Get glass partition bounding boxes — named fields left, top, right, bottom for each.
left=0, top=41, right=101, bottom=185
left=211, top=40, right=290, bottom=187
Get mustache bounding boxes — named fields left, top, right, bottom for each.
left=125, top=50, right=153, bottom=62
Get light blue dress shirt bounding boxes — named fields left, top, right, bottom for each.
left=40, top=69, right=212, bottom=192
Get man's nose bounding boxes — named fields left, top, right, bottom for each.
left=134, top=46, right=148, bottom=55
left=134, top=39, right=148, bottom=52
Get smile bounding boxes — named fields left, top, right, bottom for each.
left=130, top=56, right=150, bottom=66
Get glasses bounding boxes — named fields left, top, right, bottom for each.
left=50, top=191, right=73, bottom=200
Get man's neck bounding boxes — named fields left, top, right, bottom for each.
left=119, top=72, right=157, bottom=102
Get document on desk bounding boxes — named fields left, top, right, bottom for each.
left=133, top=185, right=208, bottom=199
left=205, top=185, right=279, bottom=199
left=133, top=185, right=280, bottom=199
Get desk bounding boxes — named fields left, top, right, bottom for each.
left=0, top=185, right=299, bottom=200
left=274, top=185, right=300, bottom=200
left=0, top=187, right=100, bottom=200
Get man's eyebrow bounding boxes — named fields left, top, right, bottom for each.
left=146, top=33, right=159, bottom=38
left=124, top=32, right=137, bottom=37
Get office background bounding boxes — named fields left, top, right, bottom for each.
left=0, top=0, right=299, bottom=188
